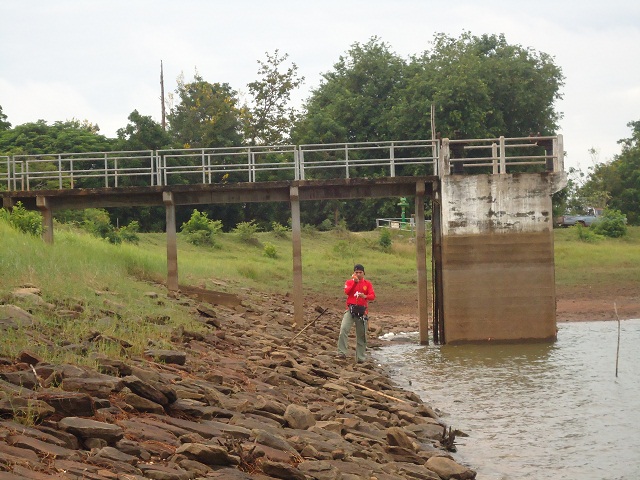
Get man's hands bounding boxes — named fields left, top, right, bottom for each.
left=351, top=273, right=359, bottom=283
left=354, top=291, right=366, bottom=299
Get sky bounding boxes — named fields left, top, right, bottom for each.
left=1, top=0, right=639, bottom=171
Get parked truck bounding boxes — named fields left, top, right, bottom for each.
left=555, top=207, right=603, bottom=227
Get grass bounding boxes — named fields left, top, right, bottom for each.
left=2, top=219, right=639, bottom=365
left=553, top=226, right=640, bottom=288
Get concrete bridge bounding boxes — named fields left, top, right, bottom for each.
left=1, top=136, right=566, bottom=344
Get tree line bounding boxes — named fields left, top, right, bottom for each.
left=1, top=33, right=637, bottom=230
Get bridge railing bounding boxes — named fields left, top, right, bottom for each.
left=298, top=140, right=439, bottom=180
left=8, top=151, right=156, bottom=191
left=441, top=135, right=563, bottom=175
left=156, top=145, right=298, bottom=185
left=0, top=135, right=563, bottom=192
left=0, top=156, right=10, bottom=191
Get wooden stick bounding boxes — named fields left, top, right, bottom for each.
left=346, top=380, right=409, bottom=404
left=614, top=302, right=621, bottom=378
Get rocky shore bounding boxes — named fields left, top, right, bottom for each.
left=0, top=287, right=476, bottom=480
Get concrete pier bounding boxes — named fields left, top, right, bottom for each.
left=439, top=172, right=567, bottom=343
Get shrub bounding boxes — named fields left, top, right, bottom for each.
left=181, top=209, right=223, bottom=246
left=118, top=221, right=140, bottom=244
left=379, top=228, right=392, bottom=251
left=575, top=223, right=602, bottom=243
left=271, top=221, right=290, bottom=238
left=234, top=220, right=260, bottom=243
left=2, top=202, right=43, bottom=236
left=591, top=209, right=628, bottom=238
left=263, top=242, right=278, bottom=258
left=318, top=219, right=334, bottom=231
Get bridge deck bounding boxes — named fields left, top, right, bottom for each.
left=2, top=176, right=437, bottom=210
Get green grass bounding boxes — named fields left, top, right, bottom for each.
left=553, top=226, right=640, bottom=287
left=2, top=219, right=639, bottom=365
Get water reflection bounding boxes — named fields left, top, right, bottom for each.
left=374, top=320, right=640, bottom=480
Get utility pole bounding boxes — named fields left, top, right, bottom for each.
left=160, top=60, right=166, bottom=131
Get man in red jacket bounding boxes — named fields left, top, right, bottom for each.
left=337, top=264, right=376, bottom=362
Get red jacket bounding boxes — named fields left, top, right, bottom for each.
left=344, top=277, right=375, bottom=313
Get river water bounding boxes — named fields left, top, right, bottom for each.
left=373, top=319, right=640, bottom=480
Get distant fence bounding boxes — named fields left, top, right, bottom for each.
left=376, top=217, right=432, bottom=232
left=0, top=135, right=563, bottom=192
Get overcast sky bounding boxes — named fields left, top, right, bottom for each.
left=1, top=0, right=639, bottom=171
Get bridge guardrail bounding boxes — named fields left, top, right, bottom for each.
left=0, top=156, right=10, bottom=191
left=9, top=151, right=156, bottom=191
left=156, top=145, right=298, bottom=185
left=298, top=140, right=439, bottom=180
left=0, top=135, right=563, bottom=192
left=442, top=135, right=563, bottom=174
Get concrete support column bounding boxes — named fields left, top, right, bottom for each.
left=36, top=196, right=54, bottom=244
left=415, top=182, right=429, bottom=344
left=290, top=186, right=303, bottom=327
left=163, top=191, right=179, bottom=292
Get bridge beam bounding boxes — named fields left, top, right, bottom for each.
left=163, top=191, right=179, bottom=293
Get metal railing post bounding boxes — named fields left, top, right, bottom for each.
left=492, top=143, right=498, bottom=174
left=390, top=142, right=396, bottom=177
left=499, top=136, right=506, bottom=173
left=104, top=153, right=108, bottom=188
left=299, top=148, right=305, bottom=180
left=201, top=150, right=206, bottom=184
left=344, top=144, right=349, bottom=179
left=58, top=155, right=63, bottom=189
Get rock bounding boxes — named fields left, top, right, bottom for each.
left=144, top=349, right=187, bottom=365
left=0, top=305, right=35, bottom=330
left=122, top=375, right=171, bottom=406
left=386, top=426, right=416, bottom=450
left=426, top=456, right=477, bottom=479
left=175, top=443, right=240, bottom=466
left=260, top=459, right=307, bottom=480
left=35, top=391, right=95, bottom=417
left=283, top=404, right=316, bottom=430
left=58, top=417, right=124, bottom=443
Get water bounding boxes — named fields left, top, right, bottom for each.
left=374, top=319, right=640, bottom=479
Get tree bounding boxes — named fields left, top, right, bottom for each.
left=116, top=110, right=172, bottom=150
left=579, top=120, right=640, bottom=225
left=0, top=106, right=11, bottom=131
left=396, top=32, right=564, bottom=140
left=168, top=73, right=243, bottom=148
left=0, top=119, right=114, bottom=155
left=244, top=50, right=304, bottom=145
left=293, top=37, right=407, bottom=145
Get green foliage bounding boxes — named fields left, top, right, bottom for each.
left=0, top=119, right=114, bottom=155
left=378, top=228, right=392, bottom=251
left=591, top=209, right=628, bottom=238
left=1, top=202, right=43, bottom=236
left=234, top=220, right=260, bottom=243
left=263, top=242, right=278, bottom=258
left=118, top=221, right=141, bottom=244
left=180, top=209, right=223, bottom=246
left=116, top=110, right=171, bottom=150
left=270, top=221, right=290, bottom=238
left=318, top=219, right=334, bottom=231
left=575, top=223, right=603, bottom=243
left=168, top=74, right=243, bottom=148
left=244, top=50, right=305, bottom=145
left=578, top=121, right=640, bottom=225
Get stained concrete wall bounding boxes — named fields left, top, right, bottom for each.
left=440, top=172, right=567, bottom=344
